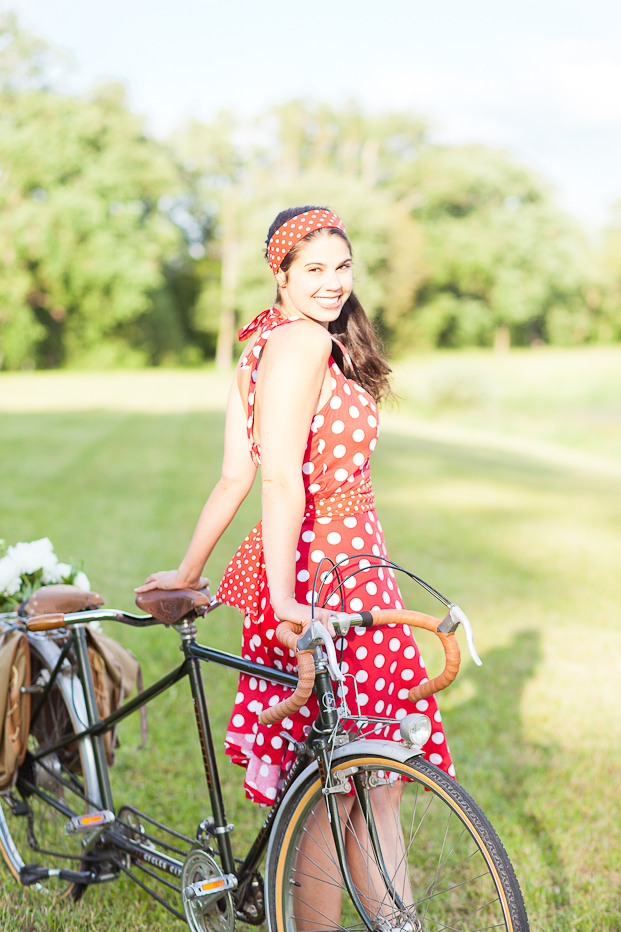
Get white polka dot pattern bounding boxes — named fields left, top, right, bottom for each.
left=266, top=209, right=346, bottom=273
left=218, top=308, right=453, bottom=805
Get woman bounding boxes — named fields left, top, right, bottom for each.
left=136, top=206, right=453, bottom=806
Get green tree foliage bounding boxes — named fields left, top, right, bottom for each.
left=597, top=202, right=621, bottom=342
left=0, top=14, right=614, bottom=369
left=0, top=14, right=186, bottom=369
left=167, top=102, right=426, bottom=366
left=169, top=103, right=601, bottom=361
left=262, top=99, right=426, bottom=185
left=389, top=145, right=596, bottom=348
left=167, top=113, right=248, bottom=368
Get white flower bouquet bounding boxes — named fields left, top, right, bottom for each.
left=0, top=537, right=91, bottom=612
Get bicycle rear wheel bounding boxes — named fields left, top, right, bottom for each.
left=0, top=635, right=101, bottom=899
left=266, top=750, right=529, bottom=932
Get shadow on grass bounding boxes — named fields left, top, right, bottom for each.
left=442, top=630, right=572, bottom=926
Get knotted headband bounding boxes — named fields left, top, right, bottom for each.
left=267, top=208, right=346, bottom=274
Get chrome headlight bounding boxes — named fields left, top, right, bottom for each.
left=399, top=713, right=432, bottom=748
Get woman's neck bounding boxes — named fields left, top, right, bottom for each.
left=275, top=297, right=329, bottom=329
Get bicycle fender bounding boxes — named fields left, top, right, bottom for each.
left=285, top=737, right=423, bottom=797
left=332, top=737, right=424, bottom=768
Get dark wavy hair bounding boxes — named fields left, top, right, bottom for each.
left=265, top=206, right=392, bottom=404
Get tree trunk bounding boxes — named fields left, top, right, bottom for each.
left=493, top=325, right=510, bottom=353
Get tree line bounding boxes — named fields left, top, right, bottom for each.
left=1, top=12, right=620, bottom=371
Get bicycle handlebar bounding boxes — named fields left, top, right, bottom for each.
left=25, top=613, right=67, bottom=631
left=257, top=621, right=317, bottom=725
left=258, top=607, right=467, bottom=726
left=24, top=601, right=478, bottom=732
left=362, top=609, right=461, bottom=700
left=24, top=608, right=165, bottom=632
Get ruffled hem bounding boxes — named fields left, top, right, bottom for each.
left=225, top=729, right=295, bottom=806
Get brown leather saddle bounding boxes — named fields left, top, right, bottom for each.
left=22, top=584, right=105, bottom=616
left=134, top=587, right=212, bottom=624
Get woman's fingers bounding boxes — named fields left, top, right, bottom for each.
left=134, top=578, right=160, bottom=593
left=314, top=606, right=336, bottom=637
left=134, top=582, right=161, bottom=593
left=134, top=570, right=176, bottom=592
left=275, top=601, right=337, bottom=638
left=135, top=570, right=211, bottom=593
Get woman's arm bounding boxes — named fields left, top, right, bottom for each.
left=257, top=321, right=333, bottom=627
left=135, top=373, right=256, bottom=592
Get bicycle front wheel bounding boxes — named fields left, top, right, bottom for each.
left=266, top=750, right=529, bottom=932
left=0, top=635, right=101, bottom=899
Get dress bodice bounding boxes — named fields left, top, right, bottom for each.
left=238, top=308, right=379, bottom=517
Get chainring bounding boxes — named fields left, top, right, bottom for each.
left=181, top=845, right=235, bottom=932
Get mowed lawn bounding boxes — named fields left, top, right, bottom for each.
left=1, top=350, right=621, bottom=931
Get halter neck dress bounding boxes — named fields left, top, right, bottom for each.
left=216, top=308, right=453, bottom=805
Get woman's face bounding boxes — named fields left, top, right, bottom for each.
left=276, top=231, right=353, bottom=327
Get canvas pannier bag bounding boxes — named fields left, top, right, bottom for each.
left=21, top=585, right=147, bottom=768
left=86, top=628, right=146, bottom=765
left=0, top=626, right=31, bottom=791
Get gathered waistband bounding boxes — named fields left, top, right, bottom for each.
left=304, top=478, right=375, bottom=520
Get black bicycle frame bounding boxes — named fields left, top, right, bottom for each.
left=29, top=618, right=302, bottom=883
left=28, top=615, right=393, bottom=930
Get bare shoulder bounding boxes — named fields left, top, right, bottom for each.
left=264, top=319, right=332, bottom=362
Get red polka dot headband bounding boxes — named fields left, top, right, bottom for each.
left=267, top=209, right=346, bottom=274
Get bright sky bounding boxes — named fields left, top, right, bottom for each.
left=8, top=0, right=621, bottom=227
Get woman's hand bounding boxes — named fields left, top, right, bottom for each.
left=134, top=570, right=210, bottom=594
left=273, top=597, right=336, bottom=637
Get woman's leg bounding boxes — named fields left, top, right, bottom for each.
left=345, top=781, right=413, bottom=918
left=292, top=782, right=412, bottom=930
left=292, top=794, right=356, bottom=930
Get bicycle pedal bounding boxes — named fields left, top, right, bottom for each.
left=20, top=863, right=95, bottom=886
left=10, top=799, right=30, bottom=817
left=184, top=873, right=237, bottom=901
left=65, top=809, right=115, bottom=836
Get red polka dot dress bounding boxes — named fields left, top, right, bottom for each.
left=217, top=308, right=454, bottom=805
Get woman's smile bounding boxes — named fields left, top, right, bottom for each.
left=314, top=295, right=342, bottom=311
left=276, top=231, right=353, bottom=325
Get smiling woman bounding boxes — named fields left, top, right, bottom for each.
left=268, top=206, right=393, bottom=402
left=136, top=205, right=453, bottom=823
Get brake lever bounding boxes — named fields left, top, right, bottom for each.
left=438, top=604, right=483, bottom=666
left=296, top=621, right=345, bottom=683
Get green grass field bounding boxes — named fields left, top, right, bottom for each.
left=1, top=346, right=621, bottom=931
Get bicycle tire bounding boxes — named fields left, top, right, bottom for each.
left=0, top=634, right=101, bottom=899
left=266, top=749, right=529, bottom=932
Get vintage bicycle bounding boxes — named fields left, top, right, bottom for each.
left=0, top=555, right=530, bottom=931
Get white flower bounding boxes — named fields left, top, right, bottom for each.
left=74, top=571, right=91, bottom=591
left=1, top=538, right=92, bottom=603
left=43, top=561, right=73, bottom=584
left=8, top=538, right=58, bottom=576
left=0, top=555, right=22, bottom=596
